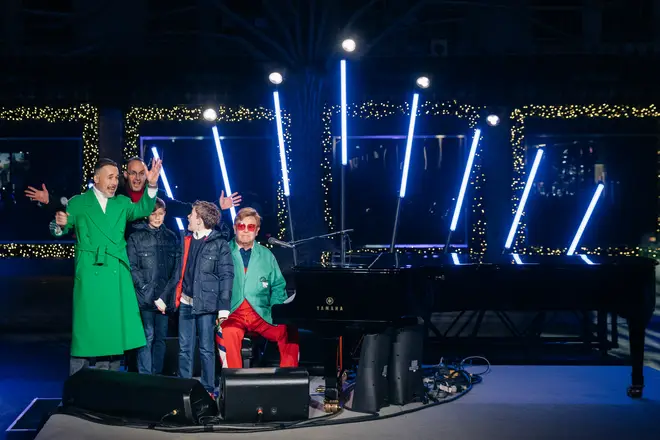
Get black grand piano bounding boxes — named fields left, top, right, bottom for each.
left=272, top=252, right=656, bottom=409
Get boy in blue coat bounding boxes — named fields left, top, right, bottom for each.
left=127, top=197, right=179, bottom=375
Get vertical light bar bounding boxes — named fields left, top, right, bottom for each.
left=512, top=254, right=523, bottom=265
left=504, top=148, right=544, bottom=250
left=340, top=59, right=348, bottom=165
left=399, top=93, right=420, bottom=198
left=273, top=91, right=291, bottom=197
left=450, top=128, right=482, bottom=231
left=566, top=183, right=605, bottom=256
left=150, top=147, right=184, bottom=231
left=451, top=253, right=460, bottom=265
left=211, top=126, right=237, bottom=222
left=580, top=254, right=595, bottom=265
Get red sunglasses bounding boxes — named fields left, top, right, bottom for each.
left=236, top=223, right=257, bottom=232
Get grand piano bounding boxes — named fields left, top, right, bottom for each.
left=272, top=252, right=657, bottom=409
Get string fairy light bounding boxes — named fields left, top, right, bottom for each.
left=321, top=100, right=487, bottom=257
left=124, top=105, right=292, bottom=241
left=0, top=104, right=99, bottom=258
left=510, top=104, right=660, bottom=257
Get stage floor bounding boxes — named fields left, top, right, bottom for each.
left=27, top=365, right=660, bottom=440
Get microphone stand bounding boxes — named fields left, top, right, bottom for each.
left=288, top=229, right=354, bottom=246
left=288, top=229, right=354, bottom=266
left=443, top=230, right=453, bottom=254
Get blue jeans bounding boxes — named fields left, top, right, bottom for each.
left=137, top=310, right=169, bottom=375
left=178, top=303, right=216, bottom=393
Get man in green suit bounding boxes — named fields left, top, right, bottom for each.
left=52, top=157, right=162, bottom=375
left=216, top=207, right=299, bottom=368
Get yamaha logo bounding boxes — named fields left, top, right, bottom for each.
left=318, top=296, right=343, bottom=312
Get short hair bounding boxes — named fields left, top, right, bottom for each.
left=193, top=200, right=221, bottom=229
left=94, top=158, right=118, bottom=175
left=234, top=207, right=262, bottom=228
left=153, top=197, right=166, bottom=212
left=126, top=156, right=145, bottom=168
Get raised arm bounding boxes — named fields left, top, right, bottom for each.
left=25, top=184, right=50, bottom=205
left=162, top=190, right=241, bottom=219
left=219, top=190, right=242, bottom=211
left=159, top=195, right=192, bottom=219
left=126, top=159, right=161, bottom=222
left=27, top=184, right=70, bottom=215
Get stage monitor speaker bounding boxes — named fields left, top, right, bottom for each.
left=62, top=368, right=217, bottom=425
left=127, top=337, right=222, bottom=378
left=351, top=330, right=392, bottom=413
left=388, top=324, right=425, bottom=405
left=221, top=367, right=309, bottom=423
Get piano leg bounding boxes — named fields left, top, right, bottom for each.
left=626, top=317, right=645, bottom=398
left=322, top=336, right=341, bottom=412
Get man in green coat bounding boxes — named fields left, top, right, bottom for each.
left=52, top=157, right=162, bottom=375
left=216, top=207, right=299, bottom=368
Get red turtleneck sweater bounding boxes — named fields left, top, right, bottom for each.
left=126, top=186, right=144, bottom=203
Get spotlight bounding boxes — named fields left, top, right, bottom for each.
left=341, top=39, right=356, bottom=52
left=416, top=76, right=430, bottom=89
left=486, top=114, right=500, bottom=126
left=268, top=72, right=283, bottom=85
left=202, top=108, right=217, bottom=122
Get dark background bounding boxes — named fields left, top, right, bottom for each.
left=0, top=120, right=82, bottom=242
left=524, top=118, right=658, bottom=249
left=334, top=134, right=468, bottom=247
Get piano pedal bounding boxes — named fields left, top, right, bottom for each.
left=627, top=385, right=643, bottom=398
left=324, top=400, right=340, bottom=413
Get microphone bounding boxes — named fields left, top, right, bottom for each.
left=52, top=196, right=69, bottom=212
left=268, top=237, right=294, bottom=249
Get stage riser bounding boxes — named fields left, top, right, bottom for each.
left=5, top=398, right=61, bottom=440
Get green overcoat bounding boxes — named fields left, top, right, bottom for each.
left=56, top=189, right=156, bottom=357
left=229, top=239, right=288, bottom=324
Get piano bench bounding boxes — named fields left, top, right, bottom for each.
left=241, top=336, right=266, bottom=368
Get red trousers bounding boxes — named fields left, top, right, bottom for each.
left=216, top=300, right=299, bottom=368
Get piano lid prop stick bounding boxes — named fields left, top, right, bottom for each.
left=211, top=126, right=237, bottom=223
left=503, top=148, right=544, bottom=252
left=273, top=91, right=297, bottom=266
left=445, top=128, right=482, bottom=253
left=150, top=147, right=184, bottom=231
left=567, top=182, right=605, bottom=256
left=390, top=93, right=420, bottom=253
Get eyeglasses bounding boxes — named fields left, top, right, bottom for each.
left=236, top=223, right=257, bottom=232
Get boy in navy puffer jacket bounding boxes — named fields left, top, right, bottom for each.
left=127, top=198, right=180, bottom=375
